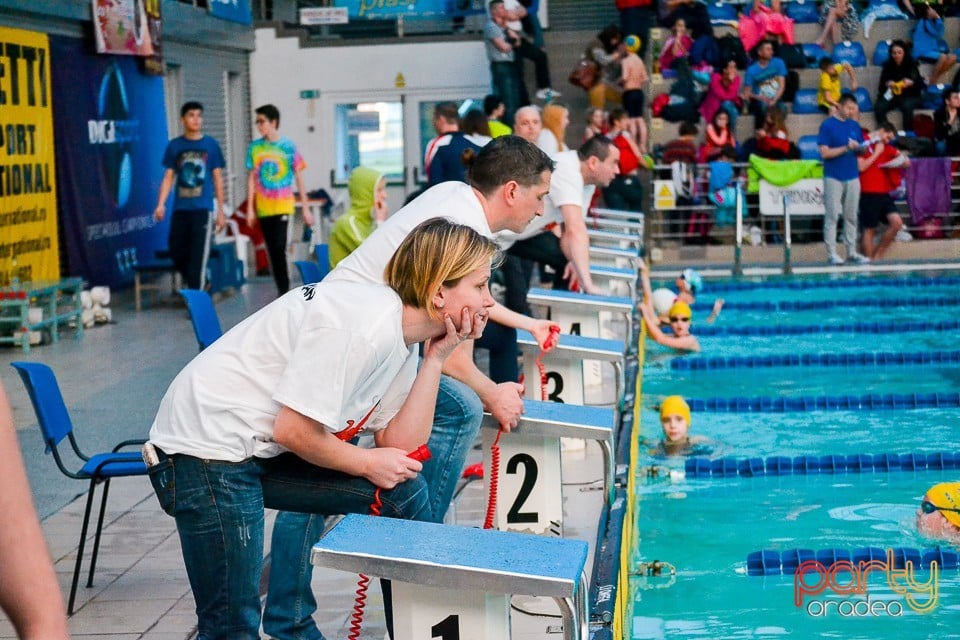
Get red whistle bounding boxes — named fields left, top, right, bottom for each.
left=407, top=445, right=431, bottom=462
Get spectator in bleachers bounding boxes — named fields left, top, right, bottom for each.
left=618, top=0, right=655, bottom=58
left=661, top=122, right=699, bottom=240
left=700, top=59, right=743, bottom=127
left=858, top=122, right=908, bottom=260
left=604, top=108, right=646, bottom=212
left=659, top=18, right=693, bottom=71
left=658, top=0, right=713, bottom=39
left=934, top=87, right=960, bottom=155
left=461, top=109, right=494, bottom=147
left=484, top=94, right=513, bottom=138
left=875, top=40, right=924, bottom=131
left=539, top=102, right=570, bottom=154
left=815, top=0, right=860, bottom=52
left=661, top=121, right=699, bottom=165
left=819, top=93, right=871, bottom=265
left=620, top=34, right=650, bottom=155
left=485, top=1, right=523, bottom=127
left=513, top=104, right=542, bottom=143
left=817, top=57, right=858, bottom=116
left=584, top=107, right=609, bottom=141
left=585, top=24, right=626, bottom=110
left=742, top=40, right=788, bottom=129
left=755, top=106, right=798, bottom=159
left=912, top=5, right=958, bottom=86
left=739, top=0, right=795, bottom=53
left=700, top=109, right=737, bottom=162
left=496, top=0, right=560, bottom=102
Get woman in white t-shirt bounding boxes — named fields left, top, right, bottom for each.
left=144, top=218, right=499, bottom=639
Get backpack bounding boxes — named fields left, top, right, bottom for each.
left=717, top=34, right=748, bottom=70
left=777, top=43, right=807, bottom=70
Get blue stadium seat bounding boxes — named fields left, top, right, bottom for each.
left=833, top=41, right=867, bottom=67
left=924, top=83, right=950, bottom=109
left=802, top=43, right=829, bottom=68
left=708, top=1, right=737, bottom=21
left=785, top=0, right=820, bottom=23
left=798, top=135, right=821, bottom=160
left=792, top=89, right=820, bottom=114
left=854, top=87, right=873, bottom=112
left=874, top=39, right=892, bottom=66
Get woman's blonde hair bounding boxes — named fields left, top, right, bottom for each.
left=384, top=218, right=501, bottom=319
left=542, top=103, right=569, bottom=151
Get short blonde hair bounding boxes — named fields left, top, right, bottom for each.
left=385, top=218, right=500, bottom=319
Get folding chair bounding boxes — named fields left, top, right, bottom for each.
left=294, top=260, right=325, bottom=285
left=179, top=289, right=223, bottom=351
left=10, top=361, right=147, bottom=615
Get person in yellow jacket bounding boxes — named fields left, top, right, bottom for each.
left=328, top=167, right=388, bottom=269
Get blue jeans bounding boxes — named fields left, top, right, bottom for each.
left=719, top=100, right=740, bottom=127
left=490, top=61, right=521, bottom=130
left=262, top=375, right=483, bottom=640
left=155, top=451, right=429, bottom=640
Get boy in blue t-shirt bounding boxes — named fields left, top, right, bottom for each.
left=153, top=101, right=226, bottom=290
left=817, top=94, right=869, bottom=266
left=741, top=40, right=788, bottom=129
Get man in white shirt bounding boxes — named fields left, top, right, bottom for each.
left=264, top=136, right=560, bottom=640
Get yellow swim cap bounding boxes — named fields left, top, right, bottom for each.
left=925, top=482, right=960, bottom=528
left=660, top=395, right=691, bottom=426
left=624, top=35, right=642, bottom=54
left=667, top=301, right=692, bottom=320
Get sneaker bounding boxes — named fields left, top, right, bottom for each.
left=535, top=87, right=561, bottom=100
left=848, top=253, right=871, bottom=265
left=828, top=254, right=844, bottom=266
left=896, top=229, right=914, bottom=242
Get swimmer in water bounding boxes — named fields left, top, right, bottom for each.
left=916, top=482, right=960, bottom=546
left=639, top=262, right=724, bottom=325
left=640, top=299, right=700, bottom=352
left=654, top=395, right=709, bottom=456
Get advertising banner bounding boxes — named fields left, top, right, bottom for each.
left=0, top=26, right=60, bottom=286
left=92, top=0, right=156, bottom=56
left=759, top=178, right=825, bottom=216
left=208, top=0, right=253, bottom=25
left=50, top=35, right=170, bottom=288
left=334, top=0, right=449, bottom=19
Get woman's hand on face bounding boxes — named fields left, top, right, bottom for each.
left=424, top=307, right=489, bottom=362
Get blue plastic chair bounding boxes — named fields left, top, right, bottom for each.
left=708, top=1, right=737, bottom=21
left=785, top=0, right=819, bottom=23
left=833, top=41, right=867, bottom=67
left=874, top=39, right=892, bottom=66
left=179, top=289, right=223, bottom=351
left=801, top=43, right=829, bottom=68
left=854, top=87, right=873, bottom=112
left=10, top=361, right=147, bottom=615
left=294, top=260, right=325, bottom=285
left=797, top=135, right=821, bottom=160
left=792, top=89, right=820, bottom=114
left=315, top=243, right=332, bottom=276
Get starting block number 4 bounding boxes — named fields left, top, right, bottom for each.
left=482, top=428, right=563, bottom=536
left=392, top=583, right=509, bottom=640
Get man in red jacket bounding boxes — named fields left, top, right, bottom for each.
left=857, top=122, right=907, bottom=260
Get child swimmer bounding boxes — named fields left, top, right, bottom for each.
left=916, top=482, right=960, bottom=546
left=654, top=395, right=710, bottom=456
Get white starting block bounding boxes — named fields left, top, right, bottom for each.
left=590, top=264, right=637, bottom=299
left=587, top=216, right=644, bottom=234
left=311, top=514, right=590, bottom=640
left=587, top=227, right=641, bottom=249
left=590, top=207, right=644, bottom=222
left=588, top=244, right=641, bottom=271
left=526, top=287, right=633, bottom=339
left=516, top=329, right=625, bottom=406
left=481, top=400, right=616, bottom=535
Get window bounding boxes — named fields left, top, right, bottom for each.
left=333, top=102, right=404, bottom=184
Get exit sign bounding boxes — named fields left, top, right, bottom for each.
left=299, top=90, right=320, bottom=99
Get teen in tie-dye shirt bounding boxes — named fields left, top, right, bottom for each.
left=246, top=104, right=313, bottom=295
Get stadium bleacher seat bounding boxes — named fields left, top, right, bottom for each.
left=802, top=43, right=829, bottom=68
left=924, top=83, right=950, bottom=109
left=708, top=1, right=737, bottom=22
left=797, top=135, right=821, bottom=160
left=833, top=41, right=867, bottom=67
left=854, top=87, right=873, bottom=112
left=873, top=39, right=892, bottom=66
left=785, top=0, right=820, bottom=23
left=792, top=89, right=820, bottom=114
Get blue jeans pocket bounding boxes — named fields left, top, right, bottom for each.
left=148, top=458, right=176, bottom=516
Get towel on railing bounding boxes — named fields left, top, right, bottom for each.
left=861, top=3, right=910, bottom=39
left=746, top=155, right=823, bottom=193
left=905, top=157, right=952, bottom=224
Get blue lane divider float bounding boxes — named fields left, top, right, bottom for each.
left=688, top=275, right=960, bottom=294
left=747, top=547, right=959, bottom=575
left=686, top=392, right=960, bottom=412
left=683, top=453, right=960, bottom=479
left=696, top=296, right=960, bottom=312
left=696, top=319, right=960, bottom=337
left=670, top=350, right=960, bottom=370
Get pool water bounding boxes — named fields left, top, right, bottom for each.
left=631, top=274, right=960, bottom=639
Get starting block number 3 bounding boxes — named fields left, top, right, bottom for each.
left=392, top=583, right=509, bottom=640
